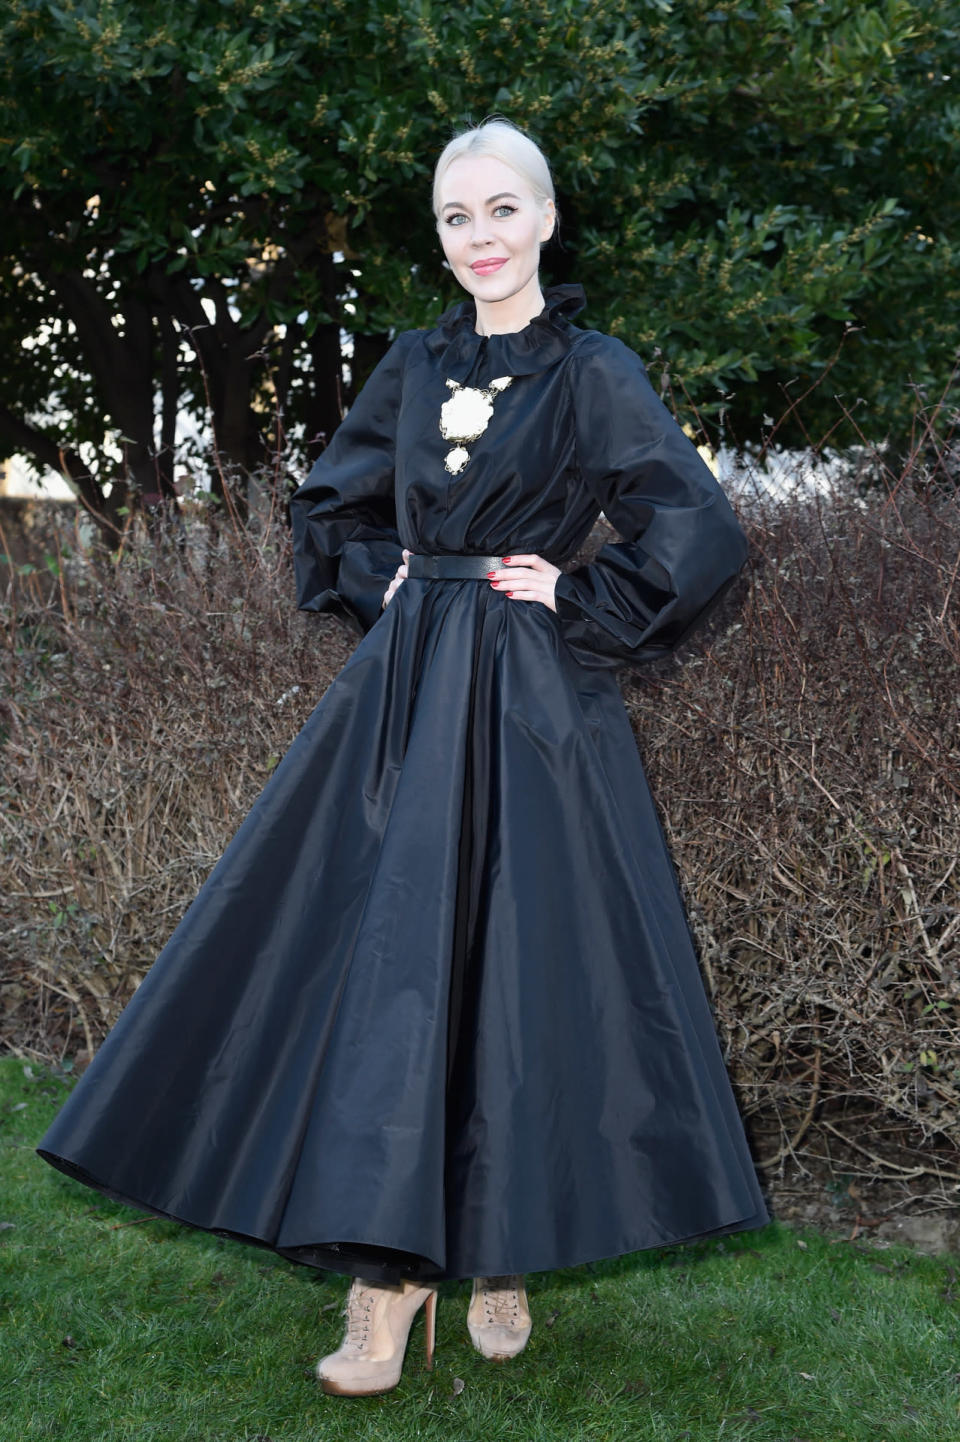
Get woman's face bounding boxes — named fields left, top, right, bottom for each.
left=436, top=153, right=555, bottom=304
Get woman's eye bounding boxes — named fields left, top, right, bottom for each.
left=493, top=204, right=516, bottom=218
left=445, top=213, right=467, bottom=226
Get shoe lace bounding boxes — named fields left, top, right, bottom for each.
left=479, top=1274, right=523, bottom=1327
left=341, top=1279, right=375, bottom=1355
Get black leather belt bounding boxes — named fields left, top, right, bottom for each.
left=405, top=553, right=509, bottom=579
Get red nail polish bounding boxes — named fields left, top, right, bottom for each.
left=506, top=590, right=513, bottom=596
left=486, top=571, right=497, bottom=578
left=502, top=556, right=512, bottom=564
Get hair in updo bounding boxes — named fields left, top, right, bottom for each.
left=432, top=116, right=558, bottom=239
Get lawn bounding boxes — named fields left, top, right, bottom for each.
left=2, top=1054, right=958, bottom=1442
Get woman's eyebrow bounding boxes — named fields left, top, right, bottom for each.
left=440, top=191, right=521, bottom=212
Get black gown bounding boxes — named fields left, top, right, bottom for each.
left=36, top=283, right=770, bottom=1284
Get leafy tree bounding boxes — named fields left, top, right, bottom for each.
left=0, top=0, right=956, bottom=534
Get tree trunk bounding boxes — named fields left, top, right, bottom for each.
left=46, top=270, right=164, bottom=517
left=303, top=320, right=346, bottom=468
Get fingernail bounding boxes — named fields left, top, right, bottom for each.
left=502, top=556, right=512, bottom=564
left=486, top=571, right=497, bottom=578
left=506, top=590, right=513, bottom=596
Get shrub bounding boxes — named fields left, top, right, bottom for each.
left=2, top=441, right=958, bottom=1198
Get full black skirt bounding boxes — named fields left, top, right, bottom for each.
left=37, top=578, right=769, bottom=1282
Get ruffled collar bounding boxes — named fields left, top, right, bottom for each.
left=423, top=282, right=587, bottom=382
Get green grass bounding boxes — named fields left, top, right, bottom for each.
left=2, top=1054, right=959, bottom=1442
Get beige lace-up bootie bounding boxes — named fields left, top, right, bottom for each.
left=316, top=1276, right=438, bottom=1396
left=467, top=1274, right=532, bottom=1361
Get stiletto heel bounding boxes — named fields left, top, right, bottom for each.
left=423, top=1286, right=438, bottom=1370
left=316, top=1276, right=439, bottom=1396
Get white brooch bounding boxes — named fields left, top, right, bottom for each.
left=439, top=376, right=514, bottom=475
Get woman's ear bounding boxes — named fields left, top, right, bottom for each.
left=540, top=199, right=557, bottom=244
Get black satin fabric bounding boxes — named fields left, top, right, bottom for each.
left=36, top=284, right=769, bottom=1283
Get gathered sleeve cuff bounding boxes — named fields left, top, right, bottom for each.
left=554, top=334, right=749, bottom=671
left=288, top=332, right=415, bottom=637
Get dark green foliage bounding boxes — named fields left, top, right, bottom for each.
left=0, top=0, right=957, bottom=520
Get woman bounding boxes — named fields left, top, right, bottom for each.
left=36, top=118, right=769, bottom=1397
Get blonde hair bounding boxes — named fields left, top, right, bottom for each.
left=432, top=116, right=557, bottom=238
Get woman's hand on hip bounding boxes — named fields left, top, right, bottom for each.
left=487, top=554, right=561, bottom=613
left=381, top=549, right=412, bottom=610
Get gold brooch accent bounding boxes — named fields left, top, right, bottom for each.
left=440, top=376, right=514, bottom=475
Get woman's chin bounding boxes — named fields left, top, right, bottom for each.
left=459, top=270, right=511, bottom=300
left=461, top=269, right=543, bottom=307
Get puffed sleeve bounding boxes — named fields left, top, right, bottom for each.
left=553, top=333, right=749, bottom=671
left=288, top=331, right=415, bottom=636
